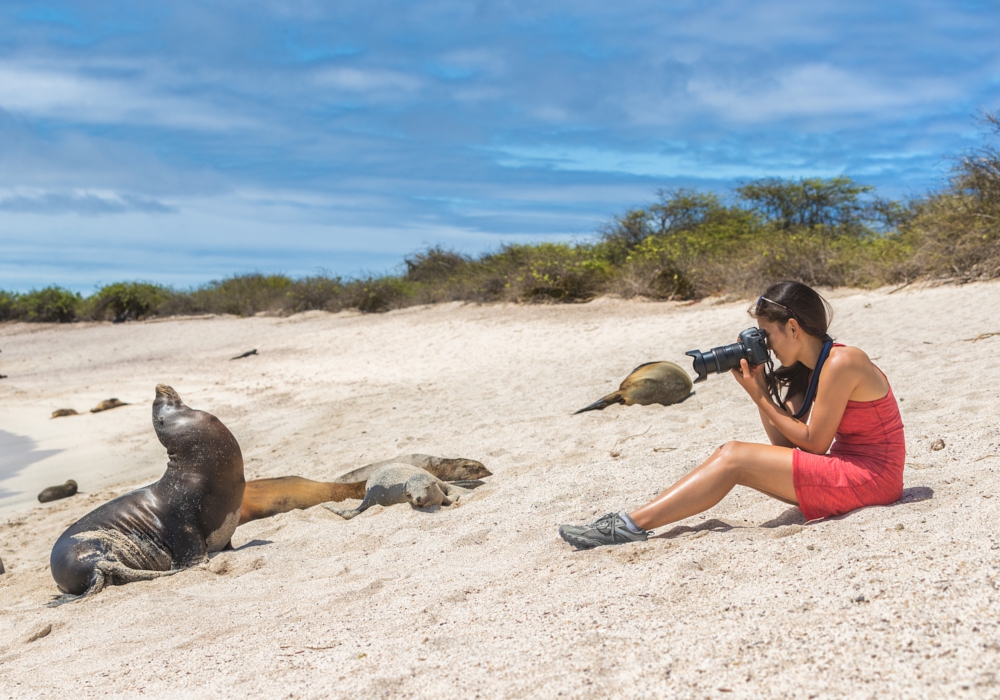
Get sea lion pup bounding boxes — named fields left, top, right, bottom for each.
left=333, top=454, right=490, bottom=485
left=51, top=408, right=78, bottom=418
left=325, top=464, right=475, bottom=520
left=90, top=398, right=128, bottom=413
left=49, top=385, right=244, bottom=600
left=575, top=361, right=693, bottom=414
left=38, top=480, right=78, bottom=503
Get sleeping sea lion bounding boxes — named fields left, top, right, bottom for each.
left=333, top=454, right=490, bottom=485
left=239, top=477, right=365, bottom=523
left=91, top=398, right=128, bottom=413
left=38, top=480, right=78, bottom=503
left=51, top=409, right=78, bottom=418
left=325, top=464, right=475, bottom=520
left=49, top=385, right=244, bottom=600
left=575, top=361, right=693, bottom=414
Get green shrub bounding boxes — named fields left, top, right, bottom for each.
left=0, top=291, right=17, bottom=321
left=16, top=287, right=82, bottom=323
left=189, top=274, right=293, bottom=316
left=287, top=275, right=345, bottom=313
left=89, top=282, right=173, bottom=322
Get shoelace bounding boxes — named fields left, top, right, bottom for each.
left=594, top=513, right=621, bottom=542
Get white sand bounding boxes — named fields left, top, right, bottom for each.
left=1, top=282, right=999, bottom=699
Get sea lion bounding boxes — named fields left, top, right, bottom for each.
left=90, top=398, right=128, bottom=413
left=575, top=361, right=693, bottom=414
left=333, top=454, right=490, bottom=485
left=325, top=464, right=474, bottom=520
left=38, top=480, right=78, bottom=503
left=239, top=477, right=365, bottom=523
left=49, top=385, right=244, bottom=599
left=0, top=553, right=5, bottom=575
left=51, top=409, right=78, bottom=418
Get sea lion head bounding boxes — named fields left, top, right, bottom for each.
left=152, top=384, right=231, bottom=457
left=435, top=458, right=492, bottom=481
left=404, top=474, right=447, bottom=509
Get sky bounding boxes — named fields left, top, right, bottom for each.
left=1, top=1, right=998, bottom=293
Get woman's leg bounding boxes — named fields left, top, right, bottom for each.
left=628, top=441, right=796, bottom=531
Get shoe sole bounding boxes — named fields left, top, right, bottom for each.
left=558, top=529, right=601, bottom=550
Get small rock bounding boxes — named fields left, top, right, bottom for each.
left=931, top=439, right=945, bottom=451
left=853, top=595, right=867, bottom=603
left=26, top=624, right=52, bottom=643
left=806, top=545, right=815, bottom=551
left=895, top=523, right=905, bottom=531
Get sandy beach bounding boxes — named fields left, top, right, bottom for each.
left=1, top=281, right=999, bottom=699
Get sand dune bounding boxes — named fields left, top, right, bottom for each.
left=1, top=281, right=999, bottom=699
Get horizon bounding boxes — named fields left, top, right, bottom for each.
left=2, top=1, right=999, bottom=294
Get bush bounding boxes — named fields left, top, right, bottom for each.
left=16, top=287, right=82, bottom=323
left=89, top=282, right=173, bottom=322
left=189, top=274, right=293, bottom=316
left=287, top=275, right=345, bottom=313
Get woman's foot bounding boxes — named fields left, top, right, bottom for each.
left=557, top=512, right=649, bottom=550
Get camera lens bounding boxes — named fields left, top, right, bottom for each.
left=686, top=341, right=747, bottom=383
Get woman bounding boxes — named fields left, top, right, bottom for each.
left=558, top=280, right=905, bottom=549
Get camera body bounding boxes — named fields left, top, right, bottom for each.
left=686, top=327, right=770, bottom=384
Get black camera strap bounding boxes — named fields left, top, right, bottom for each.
left=792, top=340, right=834, bottom=420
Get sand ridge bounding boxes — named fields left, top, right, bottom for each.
left=1, top=282, right=999, bottom=698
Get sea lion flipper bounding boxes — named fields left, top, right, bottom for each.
left=449, top=479, right=485, bottom=489
left=574, top=391, right=624, bottom=414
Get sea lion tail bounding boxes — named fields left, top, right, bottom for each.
left=574, top=392, right=623, bottom=414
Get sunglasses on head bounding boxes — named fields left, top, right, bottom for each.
left=753, top=295, right=794, bottom=318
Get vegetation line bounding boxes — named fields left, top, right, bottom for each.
left=3, top=116, right=999, bottom=324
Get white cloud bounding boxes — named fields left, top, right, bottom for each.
left=0, top=63, right=253, bottom=130
left=687, top=63, right=959, bottom=123
left=311, top=67, right=423, bottom=93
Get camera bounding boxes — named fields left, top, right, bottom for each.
left=686, top=327, right=770, bottom=384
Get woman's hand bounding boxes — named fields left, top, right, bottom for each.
left=731, top=359, right=769, bottom=404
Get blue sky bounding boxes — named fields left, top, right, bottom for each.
left=1, top=1, right=998, bottom=293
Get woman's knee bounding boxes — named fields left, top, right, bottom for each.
left=713, top=441, right=749, bottom=474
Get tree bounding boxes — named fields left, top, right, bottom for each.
left=736, top=176, right=876, bottom=234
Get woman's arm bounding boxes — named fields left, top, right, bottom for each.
left=756, top=393, right=802, bottom=447
left=733, top=349, right=865, bottom=454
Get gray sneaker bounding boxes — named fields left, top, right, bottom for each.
left=558, top=512, right=649, bottom=550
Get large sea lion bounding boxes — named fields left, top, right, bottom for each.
left=575, top=361, right=693, bottom=414
left=49, top=385, right=244, bottom=599
left=325, top=464, right=475, bottom=520
left=333, top=454, right=490, bottom=485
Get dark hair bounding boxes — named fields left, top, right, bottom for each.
left=750, top=281, right=834, bottom=405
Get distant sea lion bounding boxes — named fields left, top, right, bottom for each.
left=49, top=385, right=244, bottom=599
left=333, top=454, right=490, bottom=485
left=38, top=480, right=78, bottom=503
left=575, top=361, right=693, bottom=414
left=325, top=464, right=474, bottom=520
left=90, top=398, right=128, bottom=413
left=51, top=409, right=79, bottom=418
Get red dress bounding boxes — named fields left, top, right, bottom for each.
left=791, top=349, right=906, bottom=520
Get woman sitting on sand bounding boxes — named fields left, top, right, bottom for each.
left=558, top=280, right=905, bottom=549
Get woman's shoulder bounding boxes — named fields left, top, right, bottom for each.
left=825, top=344, right=874, bottom=373
left=826, top=345, right=872, bottom=366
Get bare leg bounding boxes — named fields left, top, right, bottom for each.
left=240, top=477, right=366, bottom=524
left=628, top=441, right=797, bottom=531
